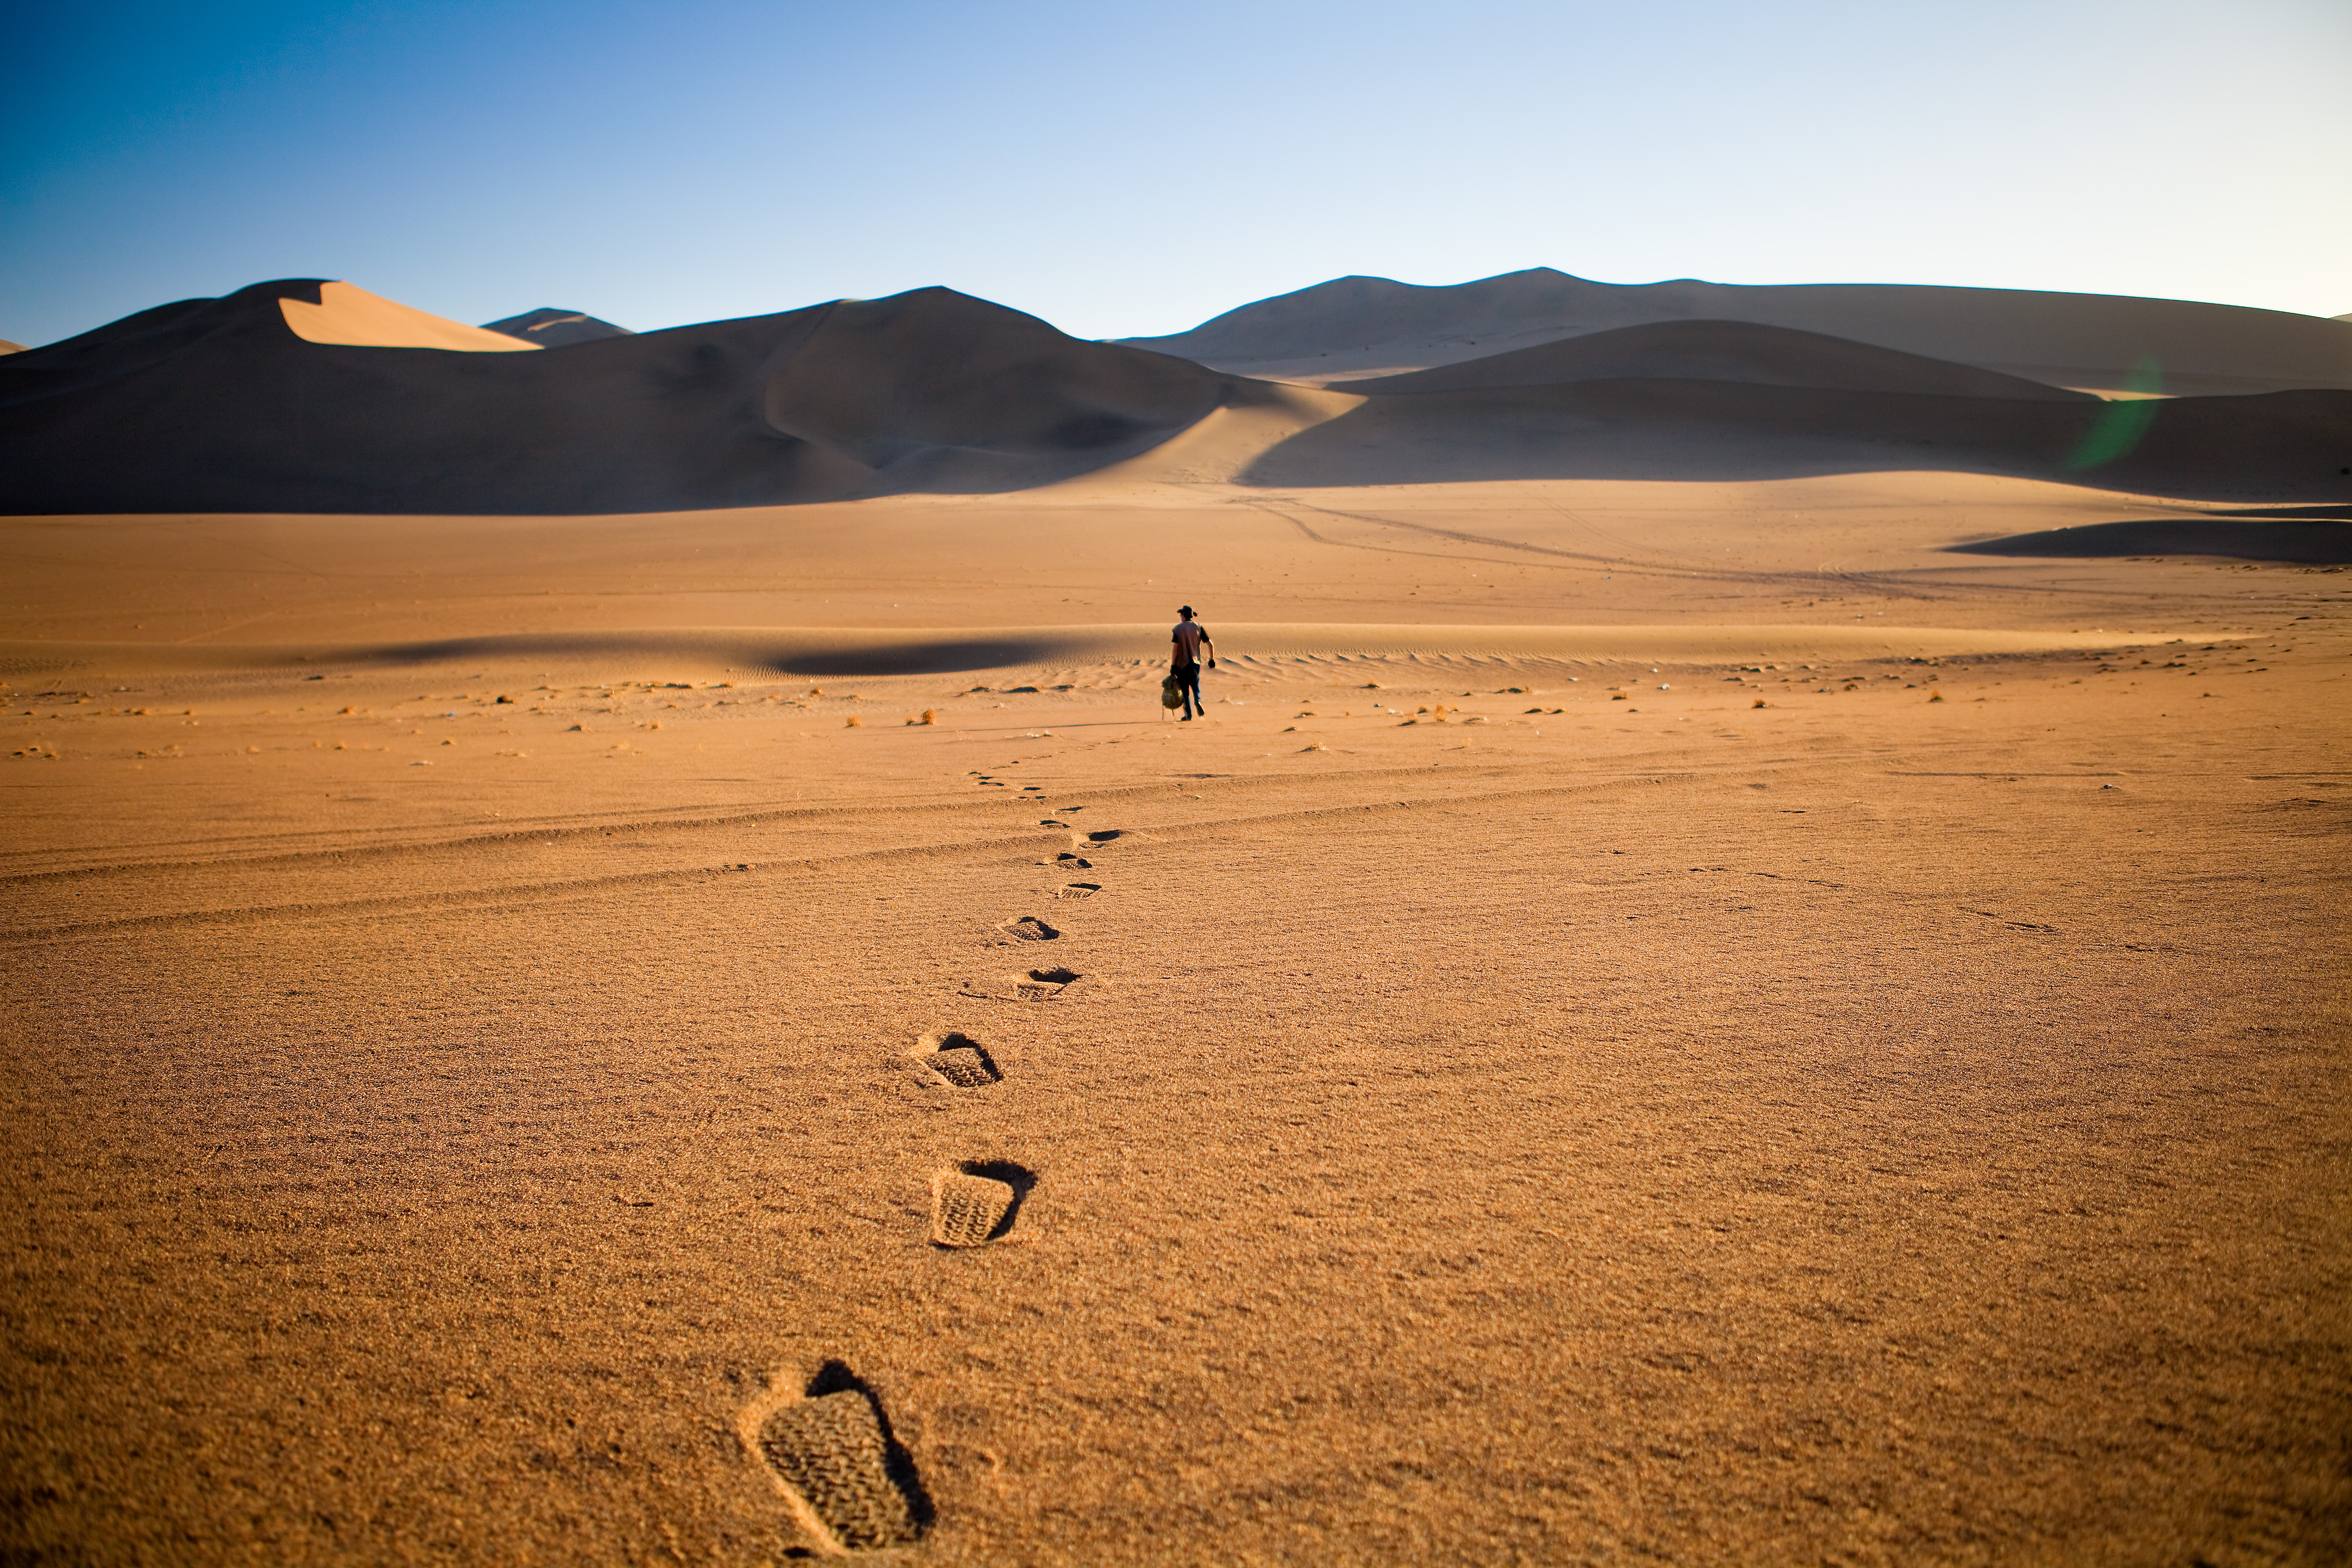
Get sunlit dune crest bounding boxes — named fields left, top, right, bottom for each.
left=278, top=280, right=540, bottom=351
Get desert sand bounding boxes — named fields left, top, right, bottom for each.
left=2, top=276, right=2349, bottom=1564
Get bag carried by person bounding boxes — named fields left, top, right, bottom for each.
left=1161, top=674, right=1185, bottom=709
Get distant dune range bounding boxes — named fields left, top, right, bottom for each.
left=1115, top=267, right=2352, bottom=396
left=2, top=273, right=2349, bottom=520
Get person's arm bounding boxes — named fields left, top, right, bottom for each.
left=1202, top=631, right=1216, bottom=668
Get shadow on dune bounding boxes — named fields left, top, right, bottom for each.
left=1948, top=511, right=2352, bottom=564
left=1343, top=320, right=2096, bottom=402
left=760, top=637, right=1069, bottom=676
left=1240, top=379, right=2352, bottom=501
left=332, top=631, right=1085, bottom=676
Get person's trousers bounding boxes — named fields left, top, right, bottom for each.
left=1172, top=661, right=1203, bottom=716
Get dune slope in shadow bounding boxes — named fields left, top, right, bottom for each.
left=1117, top=267, right=2352, bottom=395
left=1346, top=319, right=2096, bottom=402
left=1245, top=377, right=2352, bottom=500
left=0, top=281, right=1226, bottom=515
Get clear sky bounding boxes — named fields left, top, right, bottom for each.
left=6, top=0, right=2348, bottom=347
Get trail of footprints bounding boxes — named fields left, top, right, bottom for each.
left=747, top=828, right=1112, bottom=1553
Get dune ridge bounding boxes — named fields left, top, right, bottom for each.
left=278, top=281, right=540, bottom=351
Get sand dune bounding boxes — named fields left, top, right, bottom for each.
left=755, top=287, right=1219, bottom=480
left=480, top=306, right=635, bottom=346
left=0, top=340, right=24, bottom=356
left=1347, top=319, right=2093, bottom=402
left=0, top=281, right=1225, bottom=515
left=1241, top=379, right=2352, bottom=500
left=1116, top=267, right=2352, bottom=395
left=278, top=281, right=540, bottom=351
left=9, top=279, right=2350, bottom=516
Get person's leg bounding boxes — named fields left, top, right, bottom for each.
left=1184, top=665, right=1204, bottom=717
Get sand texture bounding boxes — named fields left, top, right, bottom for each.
left=3, top=435, right=2349, bottom=1562
left=3, top=271, right=2351, bottom=1562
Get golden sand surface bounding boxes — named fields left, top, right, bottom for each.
left=277, top=283, right=543, bottom=353
left=2, top=476, right=2347, bottom=1563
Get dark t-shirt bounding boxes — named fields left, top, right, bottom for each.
left=1171, top=621, right=1207, bottom=667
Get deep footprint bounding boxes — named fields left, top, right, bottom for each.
left=753, top=1364, right=933, bottom=1552
left=997, top=916, right=1060, bottom=942
left=1053, top=882, right=1102, bottom=900
left=961, top=967, right=1088, bottom=1001
left=931, top=1160, right=1035, bottom=1248
left=925, top=1032, right=1003, bottom=1087
left=1015, top=966, right=1082, bottom=1000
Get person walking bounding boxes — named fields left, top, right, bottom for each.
left=1170, top=605, right=1216, bottom=721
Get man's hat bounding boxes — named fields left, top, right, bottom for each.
left=1179, top=605, right=1194, bottom=615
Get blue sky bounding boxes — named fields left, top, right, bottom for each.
left=5, top=0, right=2348, bottom=346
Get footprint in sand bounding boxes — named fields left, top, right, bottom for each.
left=919, top=1031, right=1003, bottom=1086
left=742, top=1362, right=933, bottom=1554
left=1013, top=965, right=1085, bottom=1000
left=1052, top=882, right=1101, bottom=900
left=931, top=1160, right=1035, bottom=1248
left=989, top=916, right=1060, bottom=944
left=958, top=967, right=1090, bottom=1003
